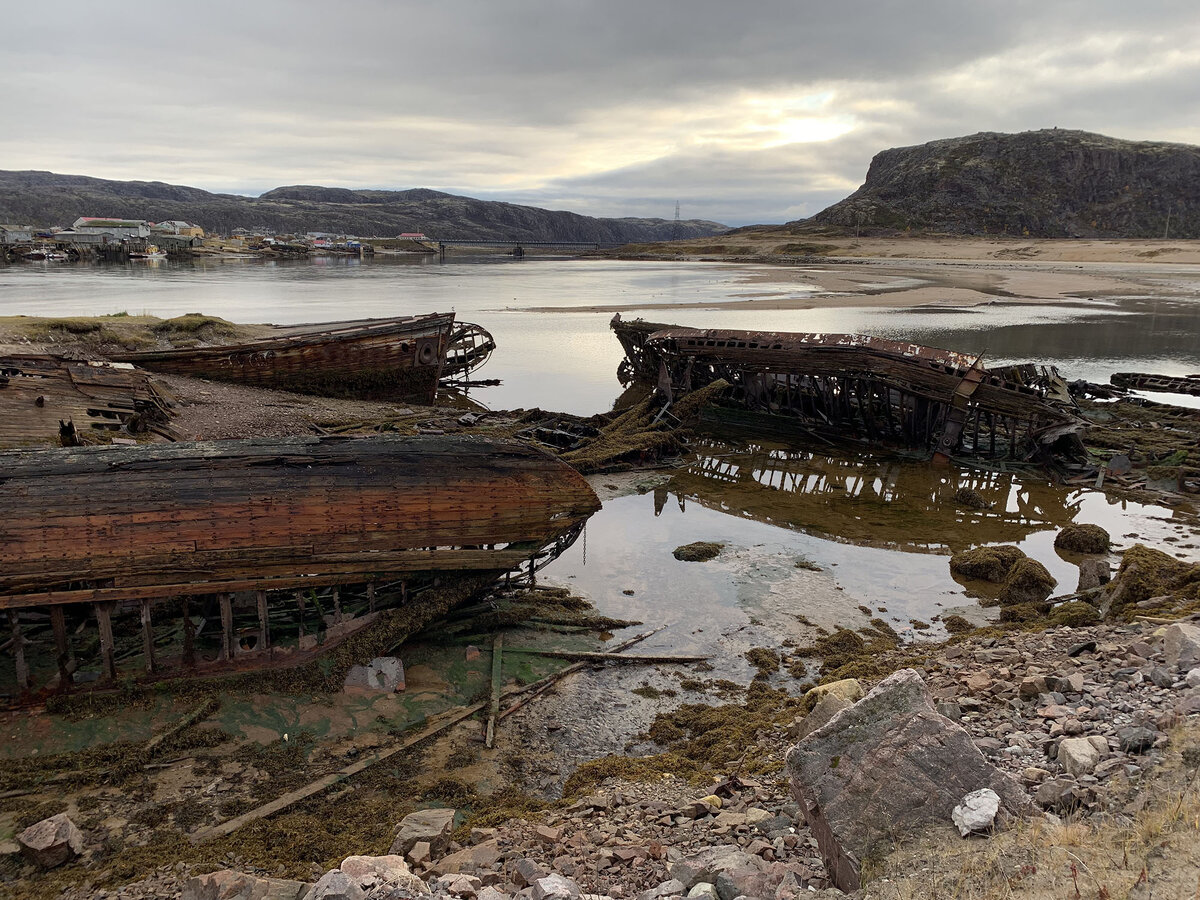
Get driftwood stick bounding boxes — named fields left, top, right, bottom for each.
left=190, top=625, right=668, bottom=843
left=502, top=649, right=707, bottom=663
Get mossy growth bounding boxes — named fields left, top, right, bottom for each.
left=562, top=752, right=702, bottom=798
left=1054, top=524, right=1111, bottom=554
left=998, top=558, right=1057, bottom=605
left=1048, top=600, right=1102, bottom=627
left=1106, top=543, right=1200, bottom=617
left=999, top=602, right=1051, bottom=623
left=953, top=487, right=992, bottom=509
left=943, top=615, right=974, bottom=634
left=949, top=545, right=1026, bottom=583
left=151, top=313, right=241, bottom=342
left=745, top=647, right=781, bottom=675
left=673, top=541, right=724, bottom=562
left=639, top=681, right=801, bottom=772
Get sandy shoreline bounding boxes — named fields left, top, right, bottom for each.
left=522, top=251, right=1200, bottom=312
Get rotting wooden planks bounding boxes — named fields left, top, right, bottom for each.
left=0, top=355, right=177, bottom=449
left=0, top=434, right=601, bottom=610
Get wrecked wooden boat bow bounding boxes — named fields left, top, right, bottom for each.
left=611, top=315, right=1087, bottom=465
left=0, top=434, right=599, bottom=700
left=109, top=313, right=475, bottom=403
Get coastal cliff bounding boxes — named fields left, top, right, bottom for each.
left=808, top=129, right=1200, bottom=238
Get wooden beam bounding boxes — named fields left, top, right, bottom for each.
left=7, top=611, right=30, bottom=692
left=486, top=633, right=503, bottom=749
left=182, top=596, right=195, bottom=668
left=50, top=606, right=73, bottom=686
left=219, top=593, right=233, bottom=662
left=95, top=602, right=117, bottom=681
left=140, top=599, right=156, bottom=673
left=256, top=590, right=270, bottom=651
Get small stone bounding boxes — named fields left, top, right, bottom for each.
left=511, top=858, right=549, bottom=888
left=1186, top=668, right=1200, bottom=688
left=1058, top=738, right=1100, bottom=776
left=1067, top=641, right=1098, bottom=658
left=311, top=869, right=367, bottom=900
left=1117, top=726, right=1156, bottom=754
left=951, top=788, right=1001, bottom=837
left=1165, top=623, right=1200, bottom=672
left=686, top=884, right=719, bottom=900
left=408, top=842, right=431, bottom=866
left=391, top=808, right=457, bottom=857
left=534, top=824, right=562, bottom=844
left=532, top=874, right=583, bottom=900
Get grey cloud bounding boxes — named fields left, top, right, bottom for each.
left=2, top=1, right=1199, bottom=225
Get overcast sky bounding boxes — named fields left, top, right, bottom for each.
left=3, top=1, right=1199, bottom=226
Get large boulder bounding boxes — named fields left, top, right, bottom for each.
left=1054, top=524, right=1110, bottom=554
left=1165, top=622, right=1200, bottom=672
left=340, top=855, right=428, bottom=895
left=999, top=558, right=1057, bottom=605
left=949, top=545, right=1026, bottom=583
left=17, top=814, right=84, bottom=869
left=786, top=668, right=1032, bottom=892
left=181, top=870, right=311, bottom=900
left=668, top=845, right=765, bottom=892
left=390, top=807, right=457, bottom=857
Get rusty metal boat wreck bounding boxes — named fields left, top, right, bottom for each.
left=1, top=434, right=599, bottom=701
left=611, top=315, right=1087, bottom=465
left=110, top=312, right=494, bottom=403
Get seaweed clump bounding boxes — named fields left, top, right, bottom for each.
left=673, top=541, right=724, bottom=562
left=1054, top=524, right=1111, bottom=555
left=745, top=647, right=781, bottom=676
left=949, top=545, right=1026, bottom=583
left=998, top=558, right=1058, bottom=605
left=943, top=615, right=974, bottom=634
left=1048, top=601, right=1102, bottom=627
left=641, top=681, right=800, bottom=771
left=1102, top=544, right=1200, bottom=617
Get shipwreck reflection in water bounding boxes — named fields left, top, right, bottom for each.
left=665, top=438, right=1083, bottom=554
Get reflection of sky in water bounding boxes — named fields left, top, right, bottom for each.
left=3, top=257, right=1200, bottom=415
left=542, top=447, right=1197, bottom=646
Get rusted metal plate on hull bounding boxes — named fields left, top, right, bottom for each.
left=0, top=435, right=600, bottom=609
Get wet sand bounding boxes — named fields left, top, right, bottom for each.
left=524, top=255, right=1200, bottom=313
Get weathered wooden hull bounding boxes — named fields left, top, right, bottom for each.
left=0, top=435, right=600, bottom=609
left=110, top=313, right=456, bottom=402
left=612, top=318, right=1087, bottom=463
left=0, top=355, right=177, bottom=448
left=1111, top=371, right=1200, bottom=397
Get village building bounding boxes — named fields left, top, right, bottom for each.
left=150, top=220, right=204, bottom=238
left=71, top=217, right=151, bottom=238
left=0, top=224, right=33, bottom=244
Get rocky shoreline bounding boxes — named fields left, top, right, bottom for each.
left=11, top=604, right=1196, bottom=900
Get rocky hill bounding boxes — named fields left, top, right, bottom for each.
left=808, top=129, right=1200, bottom=238
left=0, top=171, right=726, bottom=242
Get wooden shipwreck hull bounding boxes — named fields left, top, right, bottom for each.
left=110, top=313, right=460, bottom=402
left=611, top=316, right=1087, bottom=463
left=0, top=435, right=599, bottom=695
left=1111, top=371, right=1200, bottom=397
left=0, top=355, right=177, bottom=448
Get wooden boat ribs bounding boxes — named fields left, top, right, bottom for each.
left=0, top=435, right=599, bottom=700
left=611, top=316, right=1087, bottom=463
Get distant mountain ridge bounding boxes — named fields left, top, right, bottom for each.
left=808, top=129, right=1200, bottom=238
left=0, top=171, right=727, bottom=242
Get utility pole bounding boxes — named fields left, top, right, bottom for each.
left=1164, top=205, right=1172, bottom=240
left=670, top=201, right=681, bottom=242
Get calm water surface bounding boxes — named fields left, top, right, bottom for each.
left=4, top=255, right=1200, bottom=414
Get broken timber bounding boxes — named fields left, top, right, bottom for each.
left=0, top=355, right=177, bottom=449
left=0, top=434, right=599, bottom=699
left=611, top=315, right=1087, bottom=464
left=109, top=313, right=481, bottom=403
left=1111, top=371, right=1200, bottom=397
